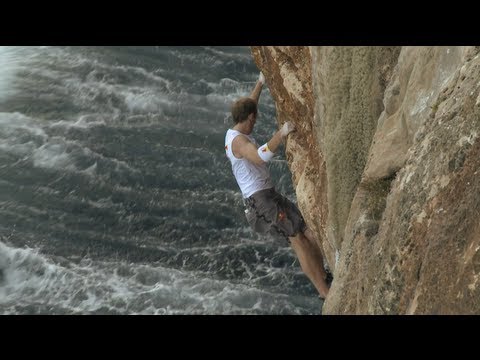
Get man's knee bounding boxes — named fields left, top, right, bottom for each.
left=288, top=231, right=308, bottom=245
left=304, top=227, right=313, bottom=239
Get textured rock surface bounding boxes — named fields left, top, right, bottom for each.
left=251, top=46, right=480, bottom=314
left=251, top=47, right=329, bottom=256
left=310, top=47, right=401, bottom=267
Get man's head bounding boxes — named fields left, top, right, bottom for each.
left=231, top=97, right=257, bottom=133
left=231, top=97, right=257, bottom=124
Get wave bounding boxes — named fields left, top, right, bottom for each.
left=1, top=47, right=271, bottom=130
left=0, top=47, right=307, bottom=314
left=202, top=47, right=253, bottom=61
left=0, top=240, right=319, bottom=314
left=0, top=47, right=27, bottom=102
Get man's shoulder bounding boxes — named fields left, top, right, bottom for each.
left=231, top=133, right=253, bottom=145
left=231, top=133, right=256, bottom=158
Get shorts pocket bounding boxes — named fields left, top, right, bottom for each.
left=245, top=208, right=270, bottom=233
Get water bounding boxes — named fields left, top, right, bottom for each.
left=0, top=46, right=322, bottom=314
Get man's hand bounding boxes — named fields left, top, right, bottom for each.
left=280, top=121, right=295, bottom=138
left=258, top=72, right=266, bottom=85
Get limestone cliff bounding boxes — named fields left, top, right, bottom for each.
left=251, top=46, right=480, bottom=314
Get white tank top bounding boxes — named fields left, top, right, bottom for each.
left=225, top=129, right=273, bottom=198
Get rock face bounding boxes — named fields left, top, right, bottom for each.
left=251, top=47, right=329, bottom=256
left=251, top=46, right=480, bottom=314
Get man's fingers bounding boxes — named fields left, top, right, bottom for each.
left=281, top=121, right=295, bottom=137
left=258, top=72, right=266, bottom=85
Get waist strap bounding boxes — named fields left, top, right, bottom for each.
left=243, top=187, right=275, bottom=207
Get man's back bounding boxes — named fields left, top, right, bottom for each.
left=225, top=129, right=273, bottom=199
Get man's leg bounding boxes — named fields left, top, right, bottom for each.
left=289, top=231, right=330, bottom=299
left=304, top=228, right=324, bottom=255
left=304, top=227, right=334, bottom=283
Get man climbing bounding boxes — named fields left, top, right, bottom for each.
left=224, top=72, right=330, bottom=299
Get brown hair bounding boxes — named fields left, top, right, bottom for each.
left=231, top=97, right=257, bottom=124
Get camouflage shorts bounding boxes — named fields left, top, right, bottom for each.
left=244, top=187, right=307, bottom=241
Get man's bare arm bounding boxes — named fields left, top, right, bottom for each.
left=232, top=122, right=296, bottom=165
left=249, top=72, right=265, bottom=104
left=232, top=135, right=264, bottom=165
